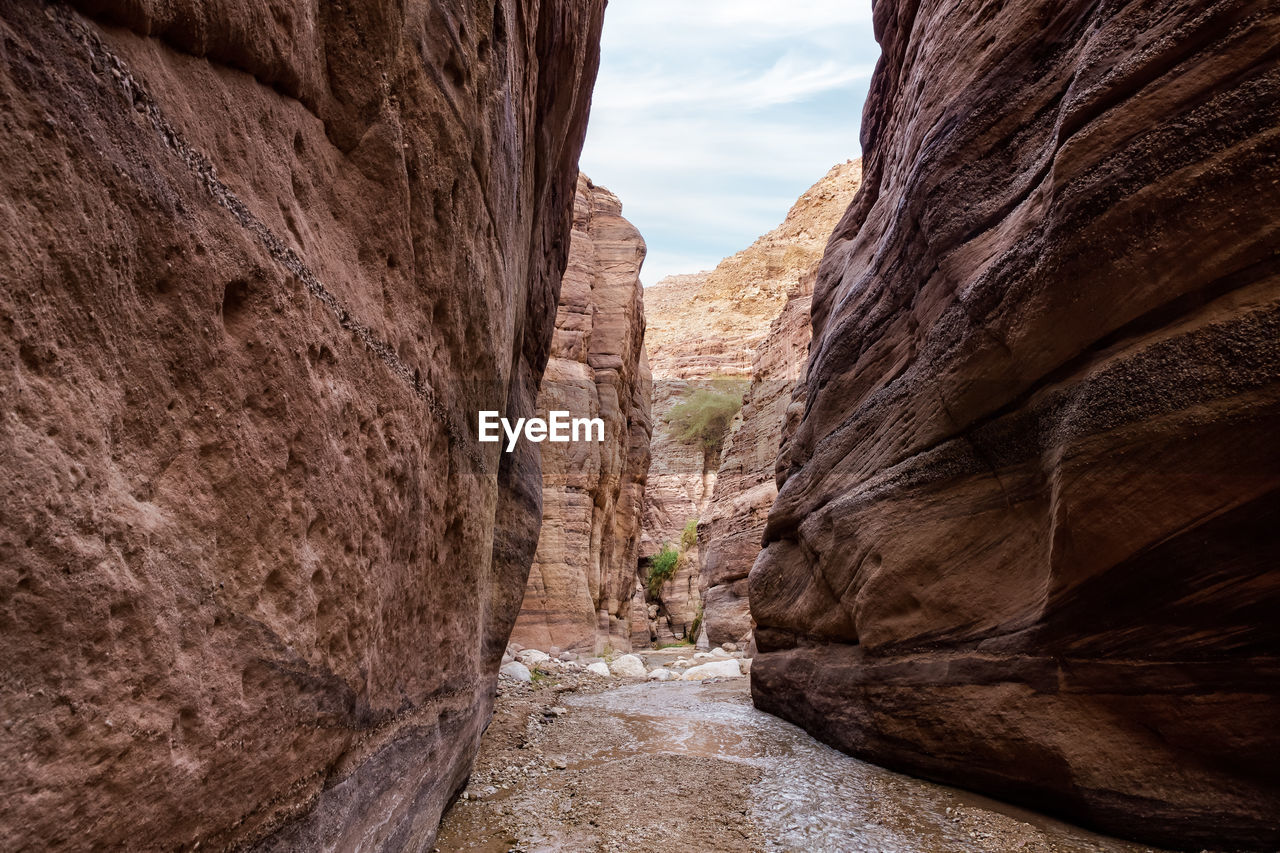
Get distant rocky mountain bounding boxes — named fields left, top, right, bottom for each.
left=640, top=160, right=863, bottom=646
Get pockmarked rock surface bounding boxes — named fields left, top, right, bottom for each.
left=510, top=174, right=651, bottom=655
left=0, top=0, right=604, bottom=849
left=750, top=1, right=1280, bottom=848
left=643, top=161, right=862, bottom=647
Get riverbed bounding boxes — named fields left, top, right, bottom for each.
left=435, top=651, right=1168, bottom=853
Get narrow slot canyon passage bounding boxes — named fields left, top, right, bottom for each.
left=1, top=0, right=1276, bottom=851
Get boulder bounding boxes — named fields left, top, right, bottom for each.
left=585, top=662, right=612, bottom=678
left=680, top=660, right=743, bottom=681
left=608, top=654, right=647, bottom=679
left=647, top=668, right=675, bottom=682
left=499, top=662, right=532, bottom=683
left=516, top=649, right=551, bottom=667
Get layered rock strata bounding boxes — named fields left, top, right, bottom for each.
left=697, top=163, right=862, bottom=647
left=750, top=1, right=1280, bottom=848
left=643, top=161, right=862, bottom=645
left=699, top=275, right=814, bottom=647
left=0, top=1, right=603, bottom=849
left=510, top=175, right=651, bottom=655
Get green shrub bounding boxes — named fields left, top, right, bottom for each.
left=689, top=604, right=704, bottom=642
left=665, top=386, right=745, bottom=460
left=647, top=544, right=680, bottom=597
left=680, top=518, right=698, bottom=551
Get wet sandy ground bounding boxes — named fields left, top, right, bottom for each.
left=435, top=649, right=1170, bottom=853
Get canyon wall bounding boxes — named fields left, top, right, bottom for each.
left=510, top=174, right=651, bottom=655
left=750, top=1, right=1280, bottom=848
left=642, top=161, right=862, bottom=646
left=697, top=163, right=861, bottom=647
left=0, top=1, right=603, bottom=850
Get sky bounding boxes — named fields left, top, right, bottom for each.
left=579, top=0, right=882, bottom=287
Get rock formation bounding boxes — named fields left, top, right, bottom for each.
left=697, top=163, right=862, bottom=647
left=750, top=1, right=1280, bottom=848
left=0, top=1, right=603, bottom=849
left=510, top=174, right=651, bottom=655
left=644, top=160, right=863, bottom=381
left=642, top=161, right=862, bottom=647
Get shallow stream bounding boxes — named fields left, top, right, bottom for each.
left=436, top=654, right=1164, bottom=853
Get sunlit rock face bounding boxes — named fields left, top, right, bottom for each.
left=643, top=160, right=863, bottom=646
left=510, top=174, right=651, bottom=655
left=696, top=161, right=863, bottom=648
left=699, top=273, right=815, bottom=648
left=0, top=0, right=603, bottom=849
left=750, top=0, right=1280, bottom=848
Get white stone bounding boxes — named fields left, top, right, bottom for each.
left=709, top=647, right=731, bottom=660
left=516, top=649, right=551, bottom=666
left=585, top=661, right=611, bottom=677
left=647, top=668, right=674, bottom=681
left=499, top=661, right=532, bottom=682
left=721, top=642, right=737, bottom=652
left=608, top=654, right=647, bottom=678
left=680, top=660, right=742, bottom=680
left=693, top=652, right=714, bottom=662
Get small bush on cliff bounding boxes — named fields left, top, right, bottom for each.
left=648, top=544, right=680, bottom=597
left=665, top=387, right=745, bottom=461
left=681, top=518, right=699, bottom=551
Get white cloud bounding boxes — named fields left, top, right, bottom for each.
left=595, top=55, right=873, bottom=113
left=580, top=1, right=879, bottom=287
left=600, top=0, right=873, bottom=43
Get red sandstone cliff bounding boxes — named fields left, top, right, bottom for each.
left=0, top=0, right=603, bottom=848
left=750, top=1, right=1280, bottom=848
left=510, top=174, right=651, bottom=655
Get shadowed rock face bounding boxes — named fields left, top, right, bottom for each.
left=751, top=0, right=1280, bottom=848
left=0, top=0, right=603, bottom=849
left=510, top=174, right=651, bottom=655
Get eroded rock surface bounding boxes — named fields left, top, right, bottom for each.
left=698, top=163, right=862, bottom=647
left=751, top=1, right=1280, bottom=848
left=0, top=0, right=603, bottom=849
left=511, top=174, right=651, bottom=655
